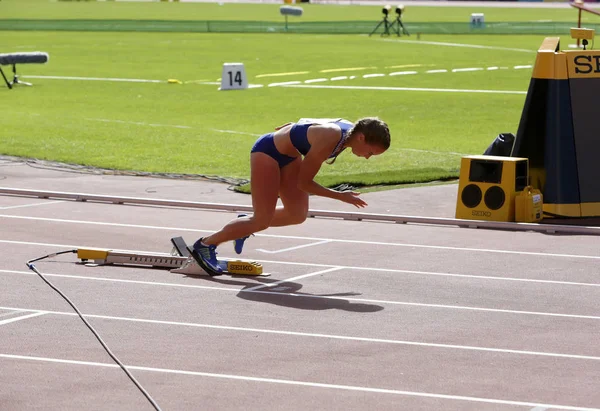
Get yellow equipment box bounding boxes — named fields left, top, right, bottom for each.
left=515, top=186, right=543, bottom=223
left=456, top=155, right=529, bottom=222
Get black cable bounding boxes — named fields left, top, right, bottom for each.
left=26, top=251, right=162, bottom=411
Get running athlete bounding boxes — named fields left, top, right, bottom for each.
left=189, top=117, right=391, bottom=275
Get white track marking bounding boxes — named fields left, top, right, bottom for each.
left=2, top=269, right=600, bottom=321
left=279, top=84, right=527, bottom=95
left=389, top=71, right=418, bottom=76
left=5, top=255, right=600, bottom=287
left=257, top=240, right=332, bottom=254
left=1, top=305, right=599, bottom=361
left=0, top=201, right=63, bottom=210
left=452, top=68, right=484, bottom=73
left=304, top=78, right=327, bottom=83
left=256, top=71, right=309, bottom=78
left=0, top=269, right=241, bottom=292
left=268, top=81, right=302, bottom=87
left=209, top=128, right=261, bottom=137
left=319, top=67, right=376, bottom=73
left=244, top=266, right=343, bottom=292
left=86, top=118, right=258, bottom=136
left=0, top=311, right=45, bottom=327
left=401, top=147, right=467, bottom=156
left=0, top=217, right=595, bottom=260
left=0, top=353, right=597, bottom=410
left=86, top=118, right=192, bottom=129
left=25, top=61, right=531, bottom=93
left=379, top=39, right=535, bottom=53
left=0, top=311, right=20, bottom=319
left=385, top=64, right=426, bottom=69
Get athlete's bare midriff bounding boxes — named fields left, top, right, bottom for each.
left=272, top=124, right=300, bottom=158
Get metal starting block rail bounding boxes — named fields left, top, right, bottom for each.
left=76, top=243, right=264, bottom=277
left=2, top=187, right=600, bottom=236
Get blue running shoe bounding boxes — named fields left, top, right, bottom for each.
left=233, top=214, right=254, bottom=255
left=188, top=238, right=223, bottom=276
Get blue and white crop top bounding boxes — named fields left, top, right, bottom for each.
left=289, top=118, right=353, bottom=158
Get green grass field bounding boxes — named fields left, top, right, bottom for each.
left=0, top=0, right=594, bottom=22
left=1, top=0, right=598, bottom=190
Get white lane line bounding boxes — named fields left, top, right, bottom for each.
left=320, top=66, right=376, bottom=73
left=257, top=240, right=332, bottom=254
left=210, top=129, right=261, bottom=137
left=279, top=84, right=527, bottom=95
left=379, top=39, right=535, bottom=53
left=304, top=78, right=328, bottom=83
left=0, top=218, right=597, bottom=260
left=426, top=69, right=448, bottom=74
left=0, top=269, right=240, bottom=292
left=0, top=311, right=20, bottom=319
left=268, top=81, right=302, bottom=87
left=0, top=201, right=63, bottom=210
left=0, top=311, right=45, bottom=326
left=244, top=266, right=343, bottom=292
left=5, top=256, right=600, bottom=287
left=1, top=305, right=599, bottom=362
left=452, top=68, right=484, bottom=73
left=389, top=71, right=417, bottom=76
left=330, top=76, right=348, bottom=81
left=87, top=118, right=260, bottom=136
left=515, top=65, right=533, bottom=69
left=363, top=73, right=386, bottom=78
left=401, top=147, right=467, bottom=156
left=0, top=353, right=597, bottom=410
left=86, top=118, right=192, bottom=129
left=2, top=270, right=600, bottom=321
left=255, top=71, right=309, bottom=78
left=385, top=64, right=426, bottom=69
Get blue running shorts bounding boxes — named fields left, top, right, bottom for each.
left=251, top=133, right=297, bottom=168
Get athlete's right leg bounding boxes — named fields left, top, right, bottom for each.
left=269, top=157, right=309, bottom=227
left=202, top=152, right=280, bottom=246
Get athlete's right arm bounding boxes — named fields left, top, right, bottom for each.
left=296, top=126, right=367, bottom=208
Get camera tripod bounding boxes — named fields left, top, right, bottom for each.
left=368, top=15, right=399, bottom=37
left=390, top=16, right=409, bottom=36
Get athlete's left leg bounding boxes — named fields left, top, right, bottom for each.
left=269, top=157, right=309, bottom=227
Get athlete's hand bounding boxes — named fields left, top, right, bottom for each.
left=337, top=191, right=368, bottom=208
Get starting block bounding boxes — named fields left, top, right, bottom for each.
left=76, top=236, right=266, bottom=277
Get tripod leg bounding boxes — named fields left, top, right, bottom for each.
left=392, top=19, right=400, bottom=36
left=382, top=18, right=391, bottom=36
left=369, top=20, right=384, bottom=37
left=399, top=20, right=409, bottom=36
left=12, top=64, right=33, bottom=87
left=0, top=67, right=11, bottom=89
